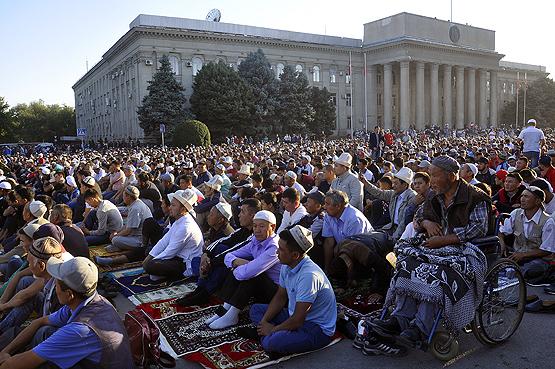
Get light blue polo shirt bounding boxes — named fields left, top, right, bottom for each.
left=322, top=204, right=373, bottom=243
left=279, top=257, right=337, bottom=336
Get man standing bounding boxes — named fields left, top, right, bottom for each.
left=247, top=225, right=336, bottom=355
left=331, top=153, right=363, bottom=211
left=518, top=118, right=545, bottom=168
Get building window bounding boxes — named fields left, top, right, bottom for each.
left=511, top=83, right=515, bottom=95
left=503, top=82, right=507, bottom=94
left=192, top=57, right=203, bottom=76
left=330, top=93, right=337, bottom=107
left=295, top=64, right=303, bottom=73
left=276, top=63, right=284, bottom=78
left=330, top=68, right=337, bottom=83
left=168, top=55, right=180, bottom=75
left=312, top=66, right=320, bottom=82
left=377, top=73, right=382, bottom=85
left=377, top=93, right=382, bottom=106
left=392, top=71, right=396, bottom=85
left=347, top=116, right=352, bottom=129
left=346, top=93, right=352, bottom=106
left=346, top=70, right=351, bottom=84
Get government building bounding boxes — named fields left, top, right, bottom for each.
left=73, top=12, right=548, bottom=141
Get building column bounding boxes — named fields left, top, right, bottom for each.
left=479, top=69, right=487, bottom=128
left=383, top=63, right=392, bottom=130
left=430, top=63, right=439, bottom=126
left=400, top=60, right=410, bottom=130
left=416, top=61, right=425, bottom=130
left=456, top=66, right=465, bottom=129
left=443, top=64, right=452, bottom=127
left=367, top=64, right=377, bottom=128
left=490, top=70, right=498, bottom=127
left=467, top=68, right=476, bottom=125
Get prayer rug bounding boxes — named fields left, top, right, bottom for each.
left=89, top=244, right=143, bottom=273
left=128, top=282, right=198, bottom=306
left=112, top=269, right=190, bottom=297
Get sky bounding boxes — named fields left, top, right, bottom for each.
left=0, top=0, right=553, bottom=107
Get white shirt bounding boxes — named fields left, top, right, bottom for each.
left=277, top=204, right=308, bottom=234
left=518, top=126, right=545, bottom=152
left=545, top=196, right=555, bottom=215
left=360, top=169, right=374, bottom=182
left=149, top=213, right=204, bottom=276
left=500, top=208, right=555, bottom=253
left=288, top=182, right=306, bottom=198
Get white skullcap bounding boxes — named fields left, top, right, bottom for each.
left=285, top=171, right=297, bottom=180
left=253, top=210, right=277, bottom=225
left=289, top=225, right=314, bottom=252
left=66, top=176, right=77, bottom=188
left=29, top=201, right=47, bottom=218
left=215, top=202, right=233, bottom=221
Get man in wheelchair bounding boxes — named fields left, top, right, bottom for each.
left=498, top=185, right=555, bottom=285
left=369, top=155, right=490, bottom=351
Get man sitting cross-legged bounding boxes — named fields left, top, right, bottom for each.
left=245, top=225, right=337, bottom=355
left=175, top=199, right=259, bottom=307
left=206, top=210, right=280, bottom=330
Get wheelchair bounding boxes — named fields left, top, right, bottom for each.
left=378, top=214, right=527, bottom=361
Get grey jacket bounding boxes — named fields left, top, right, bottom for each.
left=364, top=182, right=416, bottom=240
left=90, top=200, right=124, bottom=235
left=331, top=171, right=363, bottom=211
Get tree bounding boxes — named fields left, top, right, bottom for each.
left=137, top=55, right=188, bottom=140
left=309, top=86, right=336, bottom=135
left=190, top=61, right=253, bottom=140
left=0, top=97, right=17, bottom=143
left=172, top=119, right=211, bottom=147
left=501, top=76, right=555, bottom=127
left=238, top=49, right=280, bottom=133
left=275, top=65, right=314, bottom=133
left=9, top=100, right=75, bottom=142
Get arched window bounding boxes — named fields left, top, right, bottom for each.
left=312, top=66, right=320, bottom=82
left=295, top=64, right=303, bottom=73
left=192, top=57, right=203, bottom=76
left=276, top=63, right=285, bottom=78
left=168, top=55, right=179, bottom=75
left=329, top=68, right=337, bottom=83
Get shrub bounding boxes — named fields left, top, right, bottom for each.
left=172, top=119, right=211, bottom=147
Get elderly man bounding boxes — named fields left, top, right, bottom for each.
left=322, top=190, right=373, bottom=272
left=277, top=188, right=308, bottom=235
left=160, top=173, right=179, bottom=197
left=284, top=171, right=306, bottom=198
left=499, top=186, right=555, bottom=284
left=206, top=210, right=280, bottom=330
left=143, top=189, right=204, bottom=280
left=370, top=155, right=490, bottom=348
left=459, top=163, right=480, bottom=185
left=205, top=203, right=234, bottom=244
left=176, top=199, right=260, bottom=307
left=246, top=225, right=336, bottom=355
left=331, top=153, right=363, bottom=210
left=80, top=188, right=123, bottom=246
left=360, top=167, right=416, bottom=242
left=0, top=257, right=135, bottom=369
left=195, top=175, right=224, bottom=231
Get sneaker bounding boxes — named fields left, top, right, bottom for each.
left=362, top=336, right=407, bottom=357
left=545, top=284, right=555, bottom=295
left=368, top=317, right=401, bottom=338
left=352, top=333, right=368, bottom=350
left=104, top=244, right=121, bottom=253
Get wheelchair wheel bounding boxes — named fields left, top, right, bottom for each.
left=430, top=332, right=459, bottom=362
left=471, top=258, right=526, bottom=345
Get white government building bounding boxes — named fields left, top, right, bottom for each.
left=73, top=12, right=548, bottom=141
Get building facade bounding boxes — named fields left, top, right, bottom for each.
left=73, top=12, right=548, bottom=141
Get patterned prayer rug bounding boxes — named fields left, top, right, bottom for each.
left=89, top=244, right=143, bottom=273
left=112, top=268, right=191, bottom=297
left=128, top=283, right=198, bottom=306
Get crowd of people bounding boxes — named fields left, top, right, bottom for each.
left=0, top=118, right=554, bottom=367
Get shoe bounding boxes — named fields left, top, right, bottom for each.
left=104, top=244, right=121, bottom=253
left=545, top=284, right=555, bottom=295
left=362, top=335, right=407, bottom=357
left=237, top=326, right=260, bottom=341
left=353, top=333, right=368, bottom=350
left=399, top=326, right=424, bottom=343
left=175, top=288, right=209, bottom=306
left=368, top=317, right=401, bottom=338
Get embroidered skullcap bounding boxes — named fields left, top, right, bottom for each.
left=431, top=155, right=460, bottom=174
left=289, top=225, right=314, bottom=252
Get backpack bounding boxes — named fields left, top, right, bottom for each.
left=124, top=308, right=176, bottom=368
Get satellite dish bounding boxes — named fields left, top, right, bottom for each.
left=206, top=9, right=221, bottom=22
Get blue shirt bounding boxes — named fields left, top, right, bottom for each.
left=33, top=294, right=102, bottom=369
left=279, top=257, right=337, bottom=336
left=224, top=234, right=281, bottom=283
left=322, top=204, right=373, bottom=243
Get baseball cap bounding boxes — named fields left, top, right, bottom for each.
left=47, top=256, right=98, bottom=295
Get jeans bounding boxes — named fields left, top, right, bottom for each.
left=392, top=295, right=439, bottom=336
left=0, top=256, right=25, bottom=280
left=250, top=304, right=332, bottom=354
left=523, top=151, right=540, bottom=168
left=0, top=276, right=43, bottom=333
left=85, top=233, right=110, bottom=246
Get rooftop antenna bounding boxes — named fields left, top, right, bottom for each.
left=450, top=0, right=453, bottom=22
left=86, top=58, right=89, bottom=72
left=206, top=9, right=222, bottom=22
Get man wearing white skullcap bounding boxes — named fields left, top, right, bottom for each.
left=206, top=210, right=280, bottom=330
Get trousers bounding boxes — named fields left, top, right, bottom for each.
left=218, top=272, right=277, bottom=309
left=249, top=304, right=332, bottom=354
left=392, top=295, right=439, bottom=336
left=143, top=257, right=185, bottom=278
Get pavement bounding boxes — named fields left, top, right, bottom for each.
left=113, top=286, right=555, bottom=369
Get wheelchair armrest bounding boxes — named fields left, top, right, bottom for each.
left=472, top=235, right=499, bottom=245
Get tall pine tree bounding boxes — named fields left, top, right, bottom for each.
left=238, top=49, right=279, bottom=133
left=190, top=61, right=253, bottom=140
left=137, top=55, right=187, bottom=140
left=276, top=65, right=314, bottom=133
left=309, top=86, right=336, bottom=136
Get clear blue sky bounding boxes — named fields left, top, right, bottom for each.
left=1, top=0, right=552, bottom=107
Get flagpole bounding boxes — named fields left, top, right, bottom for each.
left=349, top=50, right=354, bottom=138
left=364, top=52, right=368, bottom=133
left=515, top=71, right=519, bottom=128
left=523, top=72, right=527, bottom=126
